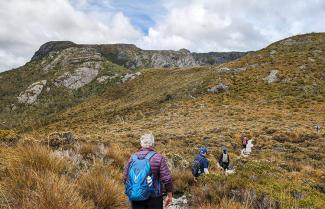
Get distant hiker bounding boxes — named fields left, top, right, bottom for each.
left=192, top=147, right=209, bottom=177
left=219, top=147, right=230, bottom=171
left=124, top=133, right=173, bottom=209
left=242, top=136, right=248, bottom=150
left=315, top=125, right=321, bottom=133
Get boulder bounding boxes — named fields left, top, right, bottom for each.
left=298, top=64, right=306, bottom=70
left=121, top=72, right=141, bottom=83
left=48, top=132, right=76, bottom=149
left=17, top=80, right=47, bottom=104
left=308, top=57, right=315, bottom=62
left=169, top=195, right=188, bottom=209
left=97, top=74, right=120, bottom=83
left=121, top=73, right=136, bottom=83
left=97, top=75, right=110, bottom=83
left=208, top=83, right=229, bottom=93
left=270, top=50, right=277, bottom=55
left=263, top=70, right=278, bottom=84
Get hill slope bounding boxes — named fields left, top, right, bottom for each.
left=0, top=33, right=324, bottom=209
left=0, top=42, right=246, bottom=129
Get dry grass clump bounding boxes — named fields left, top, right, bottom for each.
left=197, top=198, right=251, bottom=209
left=77, top=165, right=127, bottom=209
left=21, top=173, right=94, bottom=209
left=105, top=144, right=133, bottom=169
left=0, top=144, right=130, bottom=209
left=172, top=169, right=196, bottom=194
left=0, top=183, right=10, bottom=209
left=3, top=144, right=69, bottom=176
left=79, top=143, right=97, bottom=161
left=0, top=145, right=72, bottom=206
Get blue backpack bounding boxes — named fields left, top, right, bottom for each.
left=125, top=151, right=158, bottom=201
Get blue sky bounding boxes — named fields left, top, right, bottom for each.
left=108, top=0, right=166, bottom=34
left=70, top=0, right=166, bottom=34
left=0, top=0, right=324, bottom=71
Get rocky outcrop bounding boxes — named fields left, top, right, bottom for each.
left=31, top=41, right=247, bottom=70
left=32, top=41, right=76, bottom=61
left=208, top=83, right=229, bottom=93
left=48, top=47, right=104, bottom=89
left=150, top=51, right=198, bottom=68
left=54, top=67, right=99, bottom=89
left=48, top=132, right=76, bottom=149
left=41, top=47, right=104, bottom=73
left=121, top=72, right=141, bottom=83
left=17, top=80, right=47, bottom=104
left=263, top=70, right=278, bottom=84
left=281, top=38, right=313, bottom=46
left=96, top=74, right=119, bottom=83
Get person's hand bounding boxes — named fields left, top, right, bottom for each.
left=164, top=192, right=172, bottom=207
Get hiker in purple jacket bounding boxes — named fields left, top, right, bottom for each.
left=124, top=133, right=173, bottom=209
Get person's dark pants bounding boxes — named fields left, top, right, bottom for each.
left=243, top=144, right=247, bottom=149
left=131, top=196, right=163, bottom=209
left=220, top=162, right=229, bottom=170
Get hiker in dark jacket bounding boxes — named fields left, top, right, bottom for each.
left=193, top=147, right=209, bottom=176
left=124, top=133, right=173, bottom=209
left=242, top=136, right=248, bottom=149
left=218, top=147, right=230, bottom=171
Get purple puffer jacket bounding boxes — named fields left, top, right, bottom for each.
left=123, top=147, right=173, bottom=196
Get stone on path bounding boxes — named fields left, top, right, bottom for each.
left=166, top=195, right=188, bottom=209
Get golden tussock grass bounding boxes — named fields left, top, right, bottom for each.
left=77, top=165, right=127, bottom=209
left=197, top=198, right=251, bottom=209
left=0, top=144, right=129, bottom=209
left=105, top=144, right=134, bottom=170
left=20, top=173, right=94, bottom=209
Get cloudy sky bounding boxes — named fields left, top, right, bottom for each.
left=0, top=0, right=324, bottom=72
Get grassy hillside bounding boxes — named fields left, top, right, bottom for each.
left=0, top=33, right=324, bottom=209
left=0, top=41, right=246, bottom=130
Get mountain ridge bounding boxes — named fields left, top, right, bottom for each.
left=30, top=41, right=248, bottom=69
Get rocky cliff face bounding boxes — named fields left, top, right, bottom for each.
left=31, top=42, right=247, bottom=69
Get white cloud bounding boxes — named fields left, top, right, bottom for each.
left=0, top=0, right=142, bottom=71
left=0, top=0, right=324, bottom=71
left=139, top=0, right=325, bottom=52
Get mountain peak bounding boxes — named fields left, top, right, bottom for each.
left=31, top=41, right=76, bottom=61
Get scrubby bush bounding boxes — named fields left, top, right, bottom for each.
left=0, top=129, right=19, bottom=145
left=197, top=198, right=251, bottom=209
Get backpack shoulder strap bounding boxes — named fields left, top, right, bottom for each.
left=198, top=155, right=205, bottom=162
left=131, top=154, right=138, bottom=161
left=144, top=151, right=156, bottom=160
